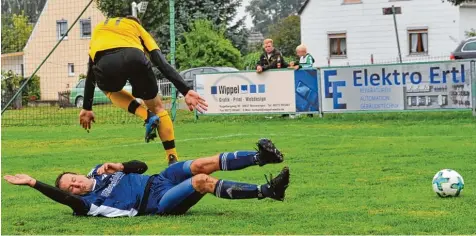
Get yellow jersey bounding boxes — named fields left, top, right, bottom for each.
left=88, top=17, right=159, bottom=61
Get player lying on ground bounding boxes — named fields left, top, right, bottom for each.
left=4, top=139, right=289, bottom=217
left=79, top=15, right=208, bottom=164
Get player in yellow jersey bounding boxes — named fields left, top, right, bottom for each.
left=79, top=16, right=208, bottom=165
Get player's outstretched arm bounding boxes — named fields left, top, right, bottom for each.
left=138, top=25, right=208, bottom=112
left=122, top=160, right=148, bottom=174
left=136, top=25, right=190, bottom=96
left=149, top=49, right=189, bottom=95
left=96, top=160, right=148, bottom=175
left=83, top=57, right=96, bottom=111
left=4, top=174, right=88, bottom=215
left=79, top=57, right=96, bottom=132
left=149, top=50, right=208, bottom=113
left=4, top=174, right=36, bottom=186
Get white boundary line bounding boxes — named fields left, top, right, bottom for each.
left=2, top=132, right=475, bottom=158
left=2, top=134, right=257, bottom=158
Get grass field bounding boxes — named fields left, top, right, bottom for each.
left=2, top=111, right=476, bottom=234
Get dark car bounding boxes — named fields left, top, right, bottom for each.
left=180, top=67, right=239, bottom=89
left=159, top=67, right=239, bottom=97
left=451, top=37, right=476, bottom=60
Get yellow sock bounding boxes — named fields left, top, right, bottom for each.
left=157, top=110, right=178, bottom=160
left=106, top=90, right=149, bottom=121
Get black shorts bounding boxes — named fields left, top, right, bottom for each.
left=92, top=47, right=159, bottom=100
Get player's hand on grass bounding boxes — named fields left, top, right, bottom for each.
left=185, top=90, right=208, bottom=113
left=97, top=163, right=124, bottom=175
left=79, top=109, right=95, bottom=132
left=4, top=174, right=36, bottom=187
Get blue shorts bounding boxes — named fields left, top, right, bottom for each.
left=144, top=161, right=205, bottom=215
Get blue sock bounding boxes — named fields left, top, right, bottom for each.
left=219, top=151, right=258, bottom=171
left=214, top=180, right=263, bottom=199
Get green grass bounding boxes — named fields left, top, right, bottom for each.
left=1, top=99, right=178, bottom=126
left=1, top=104, right=147, bottom=126
left=2, top=111, right=476, bottom=234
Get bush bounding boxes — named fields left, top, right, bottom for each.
left=241, top=51, right=261, bottom=70
left=176, top=20, right=242, bottom=70
left=1, top=70, right=41, bottom=106
left=465, top=28, right=476, bottom=38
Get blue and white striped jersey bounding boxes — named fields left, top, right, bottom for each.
left=78, top=165, right=151, bottom=217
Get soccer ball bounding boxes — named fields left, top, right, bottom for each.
left=432, top=169, right=464, bottom=197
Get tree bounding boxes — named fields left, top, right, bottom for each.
left=1, top=0, right=47, bottom=23
left=95, top=0, right=249, bottom=55
left=172, top=0, right=249, bottom=55
left=267, top=15, right=300, bottom=58
left=1, top=70, right=40, bottom=108
left=465, top=28, right=476, bottom=38
left=175, top=20, right=242, bottom=70
left=225, top=17, right=250, bottom=55
left=94, top=0, right=168, bottom=39
left=246, top=0, right=306, bottom=36
left=1, top=12, right=33, bottom=53
left=445, top=0, right=473, bottom=5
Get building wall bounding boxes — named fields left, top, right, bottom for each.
left=459, top=7, right=476, bottom=41
left=23, top=0, right=105, bottom=100
left=301, top=0, right=462, bottom=67
left=1, top=54, right=24, bottom=76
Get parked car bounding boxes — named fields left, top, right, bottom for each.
left=450, top=36, right=476, bottom=60
left=172, top=67, right=239, bottom=97
left=69, top=79, right=133, bottom=108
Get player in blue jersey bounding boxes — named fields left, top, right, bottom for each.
left=4, top=139, right=289, bottom=217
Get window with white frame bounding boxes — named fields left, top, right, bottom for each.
left=57, top=20, right=68, bottom=40
left=408, top=29, right=428, bottom=54
left=328, top=33, right=347, bottom=57
left=68, top=63, right=75, bottom=76
left=80, top=19, right=91, bottom=38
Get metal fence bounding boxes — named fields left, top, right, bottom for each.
left=158, top=80, right=173, bottom=98
left=1, top=81, right=178, bottom=127
left=0, top=0, right=184, bottom=127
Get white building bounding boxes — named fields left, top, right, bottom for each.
left=299, top=0, right=476, bottom=67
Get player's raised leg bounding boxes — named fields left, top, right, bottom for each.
left=105, top=90, right=158, bottom=126
left=128, top=56, right=179, bottom=164
left=157, top=108, right=178, bottom=164
left=193, top=166, right=290, bottom=201
left=189, top=138, right=284, bottom=175
left=157, top=166, right=290, bottom=214
left=143, top=96, right=178, bottom=164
